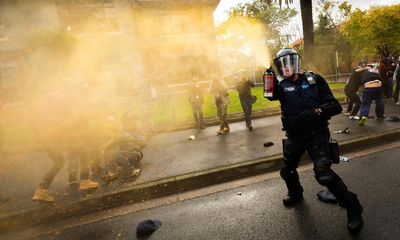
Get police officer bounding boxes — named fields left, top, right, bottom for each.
left=267, top=48, right=363, bottom=233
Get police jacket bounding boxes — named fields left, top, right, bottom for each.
left=267, top=73, right=342, bottom=136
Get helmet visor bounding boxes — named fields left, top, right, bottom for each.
left=275, top=54, right=301, bottom=78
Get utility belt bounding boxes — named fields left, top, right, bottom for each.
left=281, top=115, right=328, bottom=137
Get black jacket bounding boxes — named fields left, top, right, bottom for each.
left=267, top=73, right=342, bottom=136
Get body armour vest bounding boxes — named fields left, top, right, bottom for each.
left=279, top=73, right=327, bottom=134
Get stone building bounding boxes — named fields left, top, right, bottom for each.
left=0, top=0, right=221, bottom=101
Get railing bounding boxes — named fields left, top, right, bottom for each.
left=0, top=72, right=349, bottom=153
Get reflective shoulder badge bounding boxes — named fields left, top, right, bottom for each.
left=305, top=72, right=317, bottom=85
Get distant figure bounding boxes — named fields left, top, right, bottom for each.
left=209, top=77, right=230, bottom=135
left=32, top=122, right=99, bottom=202
left=103, top=112, right=147, bottom=181
left=188, top=78, right=205, bottom=129
left=379, top=56, right=394, bottom=99
left=138, top=81, right=158, bottom=133
left=344, top=61, right=364, bottom=119
left=31, top=90, right=101, bottom=202
left=236, top=72, right=256, bottom=130
left=358, top=67, right=385, bottom=126
left=393, top=57, right=400, bottom=105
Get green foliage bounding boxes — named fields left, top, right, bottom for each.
left=341, top=4, right=400, bottom=58
left=313, top=1, right=354, bottom=73
left=225, top=1, right=297, bottom=50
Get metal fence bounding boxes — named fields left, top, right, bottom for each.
left=0, top=72, right=350, bottom=153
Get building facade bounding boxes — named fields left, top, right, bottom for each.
left=0, top=0, right=221, bottom=101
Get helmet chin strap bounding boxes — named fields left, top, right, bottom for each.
left=286, top=73, right=298, bottom=81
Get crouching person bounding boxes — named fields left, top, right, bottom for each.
left=103, top=132, right=146, bottom=181
left=102, top=110, right=147, bottom=181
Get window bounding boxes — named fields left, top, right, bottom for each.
left=57, top=1, right=120, bottom=34
left=159, top=11, right=202, bottom=36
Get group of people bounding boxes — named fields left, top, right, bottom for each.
left=30, top=46, right=366, bottom=234
left=188, top=72, right=256, bottom=134
left=32, top=92, right=148, bottom=203
left=344, top=56, right=400, bottom=126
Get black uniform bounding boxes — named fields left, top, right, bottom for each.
left=268, top=72, right=363, bottom=231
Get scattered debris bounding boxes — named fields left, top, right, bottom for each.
left=263, top=142, right=274, bottom=147
left=349, top=116, right=359, bottom=120
left=334, top=127, right=350, bottom=134
left=188, top=135, right=195, bottom=140
left=136, top=219, right=162, bottom=237
left=387, top=116, right=400, bottom=122
left=317, top=190, right=337, bottom=203
left=340, top=156, right=349, bottom=162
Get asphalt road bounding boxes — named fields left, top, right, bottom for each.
left=10, top=146, right=400, bottom=240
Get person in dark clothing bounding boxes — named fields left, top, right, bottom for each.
left=103, top=132, right=145, bottom=181
left=358, top=67, right=385, bottom=126
left=103, top=112, right=147, bottom=181
left=236, top=73, right=256, bottom=130
left=393, top=57, right=400, bottom=105
left=188, top=79, right=205, bottom=129
left=209, top=78, right=230, bottom=135
left=267, top=48, right=363, bottom=233
left=344, top=70, right=362, bottom=119
left=379, top=57, right=393, bottom=99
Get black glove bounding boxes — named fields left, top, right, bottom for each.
left=298, top=108, right=323, bottom=128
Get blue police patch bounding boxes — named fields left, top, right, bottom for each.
left=301, top=83, right=309, bottom=89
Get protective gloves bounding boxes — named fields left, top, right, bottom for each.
left=298, top=108, right=323, bottom=128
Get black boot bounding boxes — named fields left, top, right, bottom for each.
left=341, top=193, right=363, bottom=233
left=283, top=193, right=303, bottom=206
left=281, top=169, right=303, bottom=207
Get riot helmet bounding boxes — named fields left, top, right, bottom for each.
left=273, top=48, right=301, bottom=79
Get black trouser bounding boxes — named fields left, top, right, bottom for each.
left=216, top=98, right=229, bottom=129
left=345, top=88, right=361, bottom=116
left=281, top=129, right=357, bottom=209
left=39, top=147, right=90, bottom=189
left=191, top=103, right=204, bottom=127
left=239, top=95, right=253, bottom=127
left=66, top=148, right=91, bottom=183
left=382, top=79, right=393, bottom=98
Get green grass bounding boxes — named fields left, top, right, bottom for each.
left=150, top=83, right=345, bottom=125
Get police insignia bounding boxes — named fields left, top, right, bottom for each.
left=284, top=86, right=296, bottom=92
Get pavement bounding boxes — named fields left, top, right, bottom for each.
left=1, top=101, right=400, bottom=231
left=24, top=145, right=400, bottom=240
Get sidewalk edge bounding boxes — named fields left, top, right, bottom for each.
left=1, top=128, right=400, bottom=232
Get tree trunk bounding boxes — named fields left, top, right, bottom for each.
left=300, top=0, right=314, bottom=61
